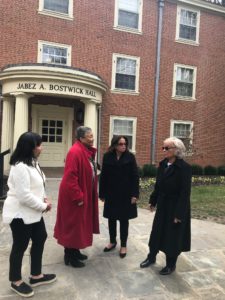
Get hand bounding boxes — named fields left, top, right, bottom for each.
left=174, top=218, right=181, bottom=223
left=149, top=204, right=155, bottom=212
left=131, top=197, right=137, bottom=204
left=77, top=201, right=84, bottom=206
left=44, top=198, right=52, bottom=212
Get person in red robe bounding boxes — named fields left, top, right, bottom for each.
left=54, top=126, right=99, bottom=268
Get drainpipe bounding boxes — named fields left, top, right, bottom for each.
left=97, top=104, right=101, bottom=165
left=151, top=0, right=164, bottom=164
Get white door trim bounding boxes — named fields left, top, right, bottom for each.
left=32, top=104, right=73, bottom=167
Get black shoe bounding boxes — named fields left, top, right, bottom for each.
left=119, top=252, right=126, bottom=258
left=103, top=242, right=117, bottom=252
left=29, top=274, right=56, bottom=287
left=159, top=266, right=176, bottom=275
left=140, top=256, right=156, bottom=268
left=11, top=282, right=34, bottom=298
left=64, top=254, right=85, bottom=268
left=74, top=249, right=88, bottom=261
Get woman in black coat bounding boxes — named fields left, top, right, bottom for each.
left=99, top=135, right=139, bottom=258
left=140, top=137, right=192, bottom=275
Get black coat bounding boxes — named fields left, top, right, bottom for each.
left=149, top=158, right=192, bottom=257
left=99, top=151, right=139, bottom=220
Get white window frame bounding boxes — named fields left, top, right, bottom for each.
left=114, top=0, right=143, bottom=34
left=172, top=63, right=197, bottom=101
left=111, top=53, right=140, bottom=94
left=175, top=6, right=200, bottom=46
left=170, top=120, right=194, bottom=155
left=109, top=116, right=137, bottom=153
left=38, top=40, right=72, bottom=66
left=38, top=0, right=73, bottom=20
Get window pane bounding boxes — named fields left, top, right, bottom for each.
left=118, top=10, right=139, bottom=29
left=44, top=0, right=69, bottom=14
left=42, top=45, right=67, bottom=65
left=119, top=0, right=139, bottom=13
left=116, top=58, right=136, bottom=75
left=50, top=120, right=56, bottom=127
left=49, top=136, right=55, bottom=142
left=42, top=120, right=48, bottom=126
left=174, top=124, right=191, bottom=138
left=179, top=25, right=196, bottom=41
left=56, top=136, right=62, bottom=143
left=176, top=68, right=193, bottom=83
left=113, top=119, right=133, bottom=149
left=180, top=10, right=197, bottom=26
left=176, top=82, right=193, bottom=97
left=115, top=74, right=136, bottom=90
left=113, top=119, right=133, bottom=135
left=49, top=128, right=55, bottom=135
left=56, top=128, right=62, bottom=135
left=42, top=135, right=48, bottom=142
left=42, top=127, right=48, bottom=134
left=57, top=121, right=63, bottom=127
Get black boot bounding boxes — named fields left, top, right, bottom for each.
left=64, top=248, right=85, bottom=268
left=74, top=249, right=88, bottom=261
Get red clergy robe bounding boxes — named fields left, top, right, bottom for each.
left=54, top=141, right=99, bottom=249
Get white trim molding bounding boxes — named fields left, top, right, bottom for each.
left=172, top=63, right=197, bottom=101
left=170, top=119, right=194, bottom=154
left=111, top=53, right=140, bottom=94
left=109, top=115, right=137, bottom=153
left=175, top=6, right=200, bottom=45
left=38, top=40, right=72, bottom=67
left=38, top=0, right=73, bottom=20
left=114, top=0, right=143, bottom=34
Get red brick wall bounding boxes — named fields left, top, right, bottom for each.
left=0, top=0, right=225, bottom=167
left=156, top=1, right=225, bottom=166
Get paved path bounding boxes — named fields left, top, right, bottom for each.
left=1, top=179, right=225, bottom=300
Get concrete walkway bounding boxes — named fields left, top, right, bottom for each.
left=1, top=179, right=225, bottom=300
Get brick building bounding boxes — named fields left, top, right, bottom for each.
left=0, top=0, right=225, bottom=170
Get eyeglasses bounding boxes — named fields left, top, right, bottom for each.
left=162, top=146, right=176, bottom=151
left=118, top=143, right=127, bottom=146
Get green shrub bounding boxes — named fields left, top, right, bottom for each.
left=142, top=164, right=157, bottom=177
left=204, top=165, right=218, bottom=175
left=137, top=166, right=144, bottom=178
left=191, top=164, right=204, bottom=175
left=217, top=165, right=225, bottom=176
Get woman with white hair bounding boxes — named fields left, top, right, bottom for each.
left=140, top=137, right=192, bottom=275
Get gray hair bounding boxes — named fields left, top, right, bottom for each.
left=164, top=137, right=186, bottom=159
left=76, top=126, right=92, bottom=140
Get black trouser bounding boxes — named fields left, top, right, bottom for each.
left=9, top=218, right=47, bottom=282
left=148, top=249, right=178, bottom=268
left=108, top=219, right=129, bottom=247
left=166, top=255, right=178, bottom=268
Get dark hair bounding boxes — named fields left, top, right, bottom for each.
left=108, top=135, right=129, bottom=152
left=10, top=132, right=42, bottom=166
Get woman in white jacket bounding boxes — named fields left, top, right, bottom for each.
left=2, top=132, right=56, bottom=298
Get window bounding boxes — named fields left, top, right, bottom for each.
left=176, top=7, right=200, bottom=44
left=41, top=119, right=63, bottom=143
left=112, top=54, right=140, bottom=93
left=172, top=64, right=197, bottom=100
left=38, top=41, right=71, bottom=66
left=170, top=120, right=194, bottom=154
left=114, top=0, right=143, bottom=33
left=110, top=116, right=137, bottom=152
left=39, top=0, right=73, bottom=19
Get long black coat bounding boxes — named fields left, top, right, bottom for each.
left=99, top=151, right=139, bottom=220
left=149, top=158, right=192, bottom=257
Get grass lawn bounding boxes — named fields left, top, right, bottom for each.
left=139, top=184, right=225, bottom=224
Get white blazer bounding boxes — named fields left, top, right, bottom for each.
left=2, top=162, right=48, bottom=225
